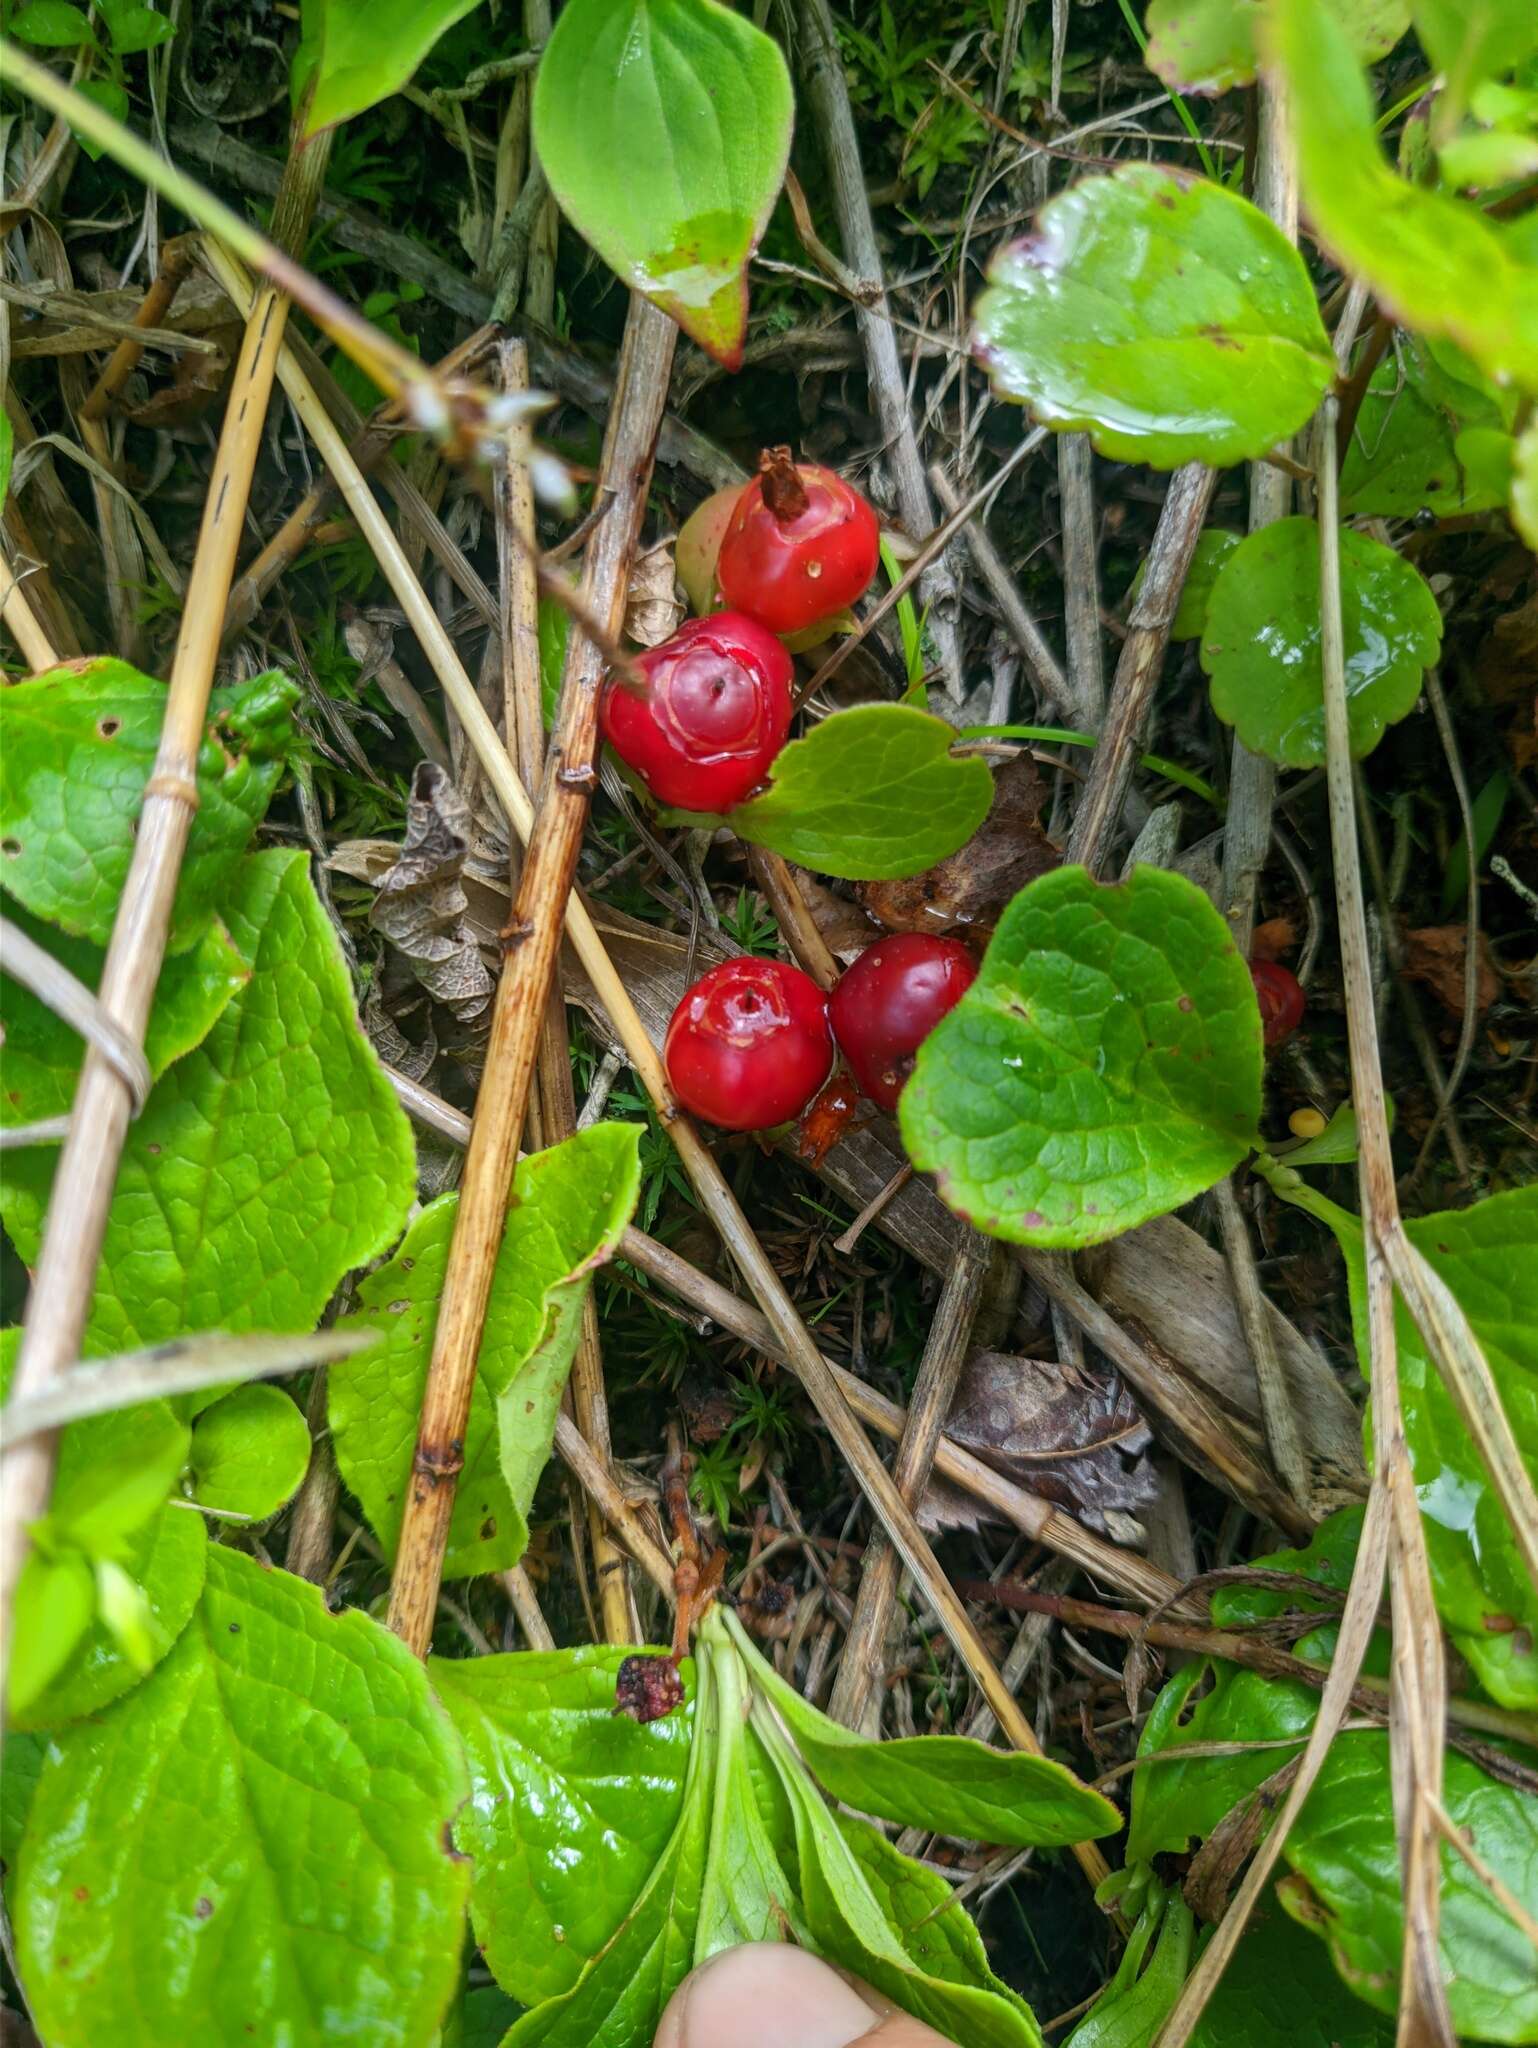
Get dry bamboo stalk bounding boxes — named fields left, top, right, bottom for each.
left=1057, top=433, right=1105, bottom=727
left=0, top=122, right=333, bottom=1693
left=78, top=234, right=197, bottom=423
left=0, top=551, right=60, bottom=671
left=386, top=298, right=676, bottom=1659
left=497, top=332, right=634, bottom=1647
left=502, top=1564, right=557, bottom=1650
left=553, top=1411, right=674, bottom=1597
left=1065, top=462, right=1218, bottom=873
left=383, top=1065, right=1191, bottom=1618
left=827, top=1236, right=991, bottom=1732
left=747, top=845, right=840, bottom=989
left=229, top=264, right=1111, bottom=1891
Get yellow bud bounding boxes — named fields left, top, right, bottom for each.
left=1289, top=1107, right=1328, bottom=1140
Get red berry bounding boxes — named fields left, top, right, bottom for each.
left=599, top=613, right=792, bottom=813
left=665, top=957, right=833, bottom=1131
left=829, top=934, right=977, bottom=1113
left=717, top=446, right=881, bottom=635
left=1250, top=959, right=1305, bottom=1051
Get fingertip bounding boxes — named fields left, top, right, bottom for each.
left=654, top=1944, right=955, bottom=2048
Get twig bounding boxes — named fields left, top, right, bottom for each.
left=0, top=116, right=333, bottom=1700
left=553, top=1411, right=673, bottom=1598
left=1212, top=1180, right=1314, bottom=1513
left=927, top=460, right=1074, bottom=719
left=1056, top=435, right=1105, bottom=727
left=831, top=1162, right=914, bottom=1255
left=746, top=846, right=840, bottom=989
left=502, top=1564, right=557, bottom=1650
left=78, top=234, right=198, bottom=423
left=0, top=913, right=152, bottom=1109
left=828, top=1236, right=991, bottom=1732
left=1065, top=462, right=1218, bottom=873
left=386, top=299, right=675, bottom=1660
left=796, top=0, right=964, bottom=702
left=0, top=548, right=64, bottom=673
left=284, top=1366, right=342, bottom=1585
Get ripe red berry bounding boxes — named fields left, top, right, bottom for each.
left=717, top=445, right=881, bottom=635
left=829, top=934, right=978, bottom=1113
left=599, top=613, right=793, bottom=813
left=665, top=957, right=833, bottom=1131
left=1250, top=959, right=1306, bottom=1051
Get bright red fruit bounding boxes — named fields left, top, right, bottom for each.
left=1250, top=959, right=1306, bottom=1051
left=665, top=957, right=833, bottom=1131
left=599, top=613, right=793, bottom=813
left=716, top=445, right=881, bottom=634
left=829, top=934, right=977, bottom=1113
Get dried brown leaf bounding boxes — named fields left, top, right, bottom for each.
left=625, top=536, right=684, bottom=648
left=365, top=762, right=495, bottom=1024
left=1402, top=925, right=1503, bottom=1016
left=857, top=758, right=1058, bottom=937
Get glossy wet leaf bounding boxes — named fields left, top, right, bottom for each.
left=900, top=865, right=1262, bottom=1248
left=430, top=1647, right=695, bottom=2005
left=1188, top=1895, right=1395, bottom=2047
left=11, top=1503, right=206, bottom=1732
left=332, top=1123, right=642, bottom=1578
left=0, top=905, right=249, bottom=1128
left=1144, top=0, right=1406, bottom=94
left=15, top=1547, right=469, bottom=2048
left=1340, top=336, right=1516, bottom=518
left=1202, top=517, right=1442, bottom=767
left=724, top=705, right=993, bottom=880
left=1128, top=1521, right=1538, bottom=2041
left=0, top=851, right=417, bottom=1359
left=295, top=0, right=485, bottom=137
left=1129, top=528, right=1240, bottom=639
left=730, top=1614, right=1119, bottom=1847
left=757, top=1710, right=1042, bottom=2048
left=694, top=1633, right=807, bottom=1960
left=972, top=165, right=1334, bottom=467
left=187, top=1383, right=311, bottom=1521
left=531, top=0, right=793, bottom=368
left=1, top=1729, right=46, bottom=1870
left=1266, top=0, right=1538, bottom=391
left=0, top=662, right=297, bottom=951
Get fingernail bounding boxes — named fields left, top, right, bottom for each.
left=656, top=1943, right=878, bottom=2048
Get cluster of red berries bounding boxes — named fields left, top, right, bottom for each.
left=599, top=448, right=880, bottom=815
left=665, top=933, right=977, bottom=1133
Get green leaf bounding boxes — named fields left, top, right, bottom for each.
left=8, top=1552, right=96, bottom=1721
left=332, top=1122, right=643, bottom=1578
left=297, top=0, right=487, bottom=136
left=1340, top=335, right=1516, bottom=518
left=1265, top=0, right=1538, bottom=392
left=15, top=1547, right=470, bottom=2047
left=1, top=1729, right=47, bottom=1871
left=1188, top=1894, right=1395, bottom=2047
left=1278, top=1099, right=1365, bottom=1167
left=70, top=75, right=129, bottom=156
left=726, top=1612, right=1119, bottom=1847
left=538, top=597, right=569, bottom=729
left=430, top=1647, right=695, bottom=2005
left=1513, top=415, right=1538, bottom=550
left=1145, top=0, right=1406, bottom=94
left=8, top=0, right=95, bottom=44
left=101, top=1, right=174, bottom=52
left=755, top=1708, right=1042, bottom=2048
left=971, top=164, right=1335, bottom=467
left=47, top=1399, right=190, bottom=1557
left=695, top=1632, right=808, bottom=1959
left=11, top=1502, right=207, bottom=1733
left=532, top=0, right=793, bottom=368
left=1130, top=528, right=1241, bottom=639
left=187, top=1383, right=311, bottom=1520
left=0, top=662, right=297, bottom=951
left=1410, top=0, right=1538, bottom=94
left=900, top=865, right=1263, bottom=1248
left=1065, top=1892, right=1191, bottom=2048
left=502, top=1660, right=716, bottom=2048
left=724, top=705, right=993, bottom=881
left=1201, top=517, right=1442, bottom=767
left=0, top=906, right=249, bottom=1128
left=442, top=1985, right=523, bottom=2048
left=1440, top=768, right=1509, bottom=917
left=1, top=850, right=417, bottom=1358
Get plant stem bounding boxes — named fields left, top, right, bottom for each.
left=0, top=114, right=333, bottom=1699
left=386, top=297, right=676, bottom=1660
left=78, top=234, right=198, bottom=424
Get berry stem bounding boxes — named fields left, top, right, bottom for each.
left=758, top=443, right=809, bottom=523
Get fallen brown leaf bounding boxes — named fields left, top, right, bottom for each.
left=624, top=535, right=684, bottom=648
left=1403, top=924, right=1503, bottom=1017
left=857, top=757, right=1058, bottom=937
left=364, top=762, right=496, bottom=1024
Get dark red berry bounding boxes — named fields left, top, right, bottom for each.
left=613, top=1654, right=685, bottom=1723
left=717, top=446, right=881, bottom=635
left=665, top=957, right=833, bottom=1132
left=599, top=613, right=792, bottom=813
left=829, top=934, right=977, bottom=1112
left=1250, top=959, right=1306, bottom=1051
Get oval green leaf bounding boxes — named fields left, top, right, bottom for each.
left=1202, top=516, right=1443, bottom=767
left=1145, top=0, right=1407, bottom=95
left=1266, top=0, right=1538, bottom=392
left=725, top=705, right=993, bottom=881
left=900, top=865, right=1263, bottom=1248
left=0, top=662, right=297, bottom=951
left=187, top=1383, right=311, bottom=1521
left=332, top=1122, right=642, bottom=1579
left=1340, top=335, right=1515, bottom=518
left=971, top=165, right=1335, bottom=468
left=531, top=0, right=793, bottom=368
left=296, top=0, right=486, bottom=137
left=14, top=1547, right=469, bottom=2047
